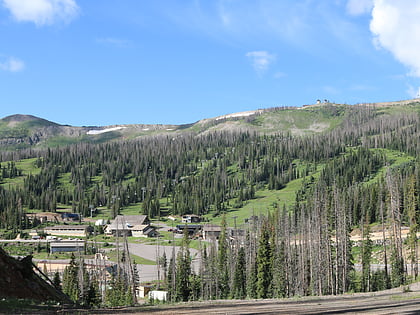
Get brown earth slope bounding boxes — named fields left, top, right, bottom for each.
left=0, top=246, right=70, bottom=303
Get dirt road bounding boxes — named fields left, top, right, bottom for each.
left=138, top=294, right=420, bottom=314
left=90, top=285, right=420, bottom=315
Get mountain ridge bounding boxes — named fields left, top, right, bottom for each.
left=1, top=98, right=420, bottom=150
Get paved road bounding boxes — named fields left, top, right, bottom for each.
left=127, top=243, right=200, bottom=282
left=0, top=237, right=201, bottom=282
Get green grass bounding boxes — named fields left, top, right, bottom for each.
left=1, top=242, right=45, bottom=256
left=363, top=148, right=415, bottom=185
left=205, top=162, right=324, bottom=227
left=351, top=244, right=383, bottom=264
left=376, top=102, right=420, bottom=116
left=391, top=294, right=420, bottom=301
left=57, top=172, right=74, bottom=189
left=106, top=248, right=156, bottom=265
left=252, top=106, right=346, bottom=134
left=131, top=229, right=200, bottom=250
left=0, top=158, right=41, bottom=187
left=41, top=136, right=88, bottom=148
left=205, top=177, right=303, bottom=227
left=119, top=204, right=144, bottom=215
left=0, top=298, right=63, bottom=312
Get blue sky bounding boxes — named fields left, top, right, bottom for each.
left=1, top=0, right=420, bottom=126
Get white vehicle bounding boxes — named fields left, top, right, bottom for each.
left=46, top=235, right=57, bottom=241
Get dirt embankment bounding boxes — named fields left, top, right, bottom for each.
left=0, top=246, right=70, bottom=303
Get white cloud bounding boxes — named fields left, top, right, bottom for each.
left=1, top=0, right=79, bottom=26
left=346, top=0, right=373, bottom=16
left=0, top=56, right=25, bottom=72
left=246, top=51, right=276, bottom=74
left=370, top=0, right=420, bottom=77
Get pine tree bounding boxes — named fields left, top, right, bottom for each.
left=105, top=274, right=127, bottom=307
left=86, top=275, right=101, bottom=307
left=256, top=221, right=272, bottom=298
left=53, top=271, right=61, bottom=289
left=232, top=247, right=246, bottom=299
left=175, top=228, right=191, bottom=301
left=62, top=254, right=80, bottom=302
left=246, top=260, right=257, bottom=299
left=271, top=239, right=286, bottom=298
left=218, top=214, right=229, bottom=299
left=360, top=223, right=372, bottom=292
left=167, top=255, right=175, bottom=302
left=406, top=176, right=418, bottom=279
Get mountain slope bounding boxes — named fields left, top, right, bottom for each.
left=1, top=98, right=420, bottom=150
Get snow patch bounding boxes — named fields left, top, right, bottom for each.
left=87, top=126, right=126, bottom=135
left=215, top=110, right=262, bottom=121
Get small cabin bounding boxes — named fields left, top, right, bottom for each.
left=176, top=224, right=202, bottom=234
left=181, top=214, right=201, bottom=223
left=202, top=224, right=222, bottom=240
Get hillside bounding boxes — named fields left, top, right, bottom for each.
left=0, top=114, right=179, bottom=150
left=3, top=99, right=420, bottom=151
left=0, top=102, right=374, bottom=150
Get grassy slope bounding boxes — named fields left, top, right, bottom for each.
left=0, top=158, right=41, bottom=188
left=253, top=106, right=345, bottom=134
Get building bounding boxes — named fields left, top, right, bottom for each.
left=49, top=240, right=85, bottom=254
left=61, top=213, right=80, bottom=222
left=95, top=219, right=107, bottom=226
left=131, top=224, right=158, bottom=238
left=37, top=254, right=117, bottom=277
left=176, top=224, right=202, bottom=235
left=138, top=285, right=153, bottom=298
left=105, top=215, right=155, bottom=237
left=228, top=228, right=245, bottom=238
left=44, top=225, right=93, bottom=237
left=202, top=224, right=222, bottom=240
left=181, top=214, right=201, bottom=223
left=148, top=290, right=168, bottom=301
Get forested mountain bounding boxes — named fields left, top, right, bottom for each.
left=1, top=100, right=420, bottom=303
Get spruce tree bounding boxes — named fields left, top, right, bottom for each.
left=360, top=223, right=372, bottom=292
left=232, top=247, right=246, bottom=299
left=62, top=254, right=80, bottom=302
left=256, top=222, right=272, bottom=299
left=175, top=228, right=191, bottom=301
left=218, top=214, right=229, bottom=299
left=53, top=271, right=61, bottom=289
